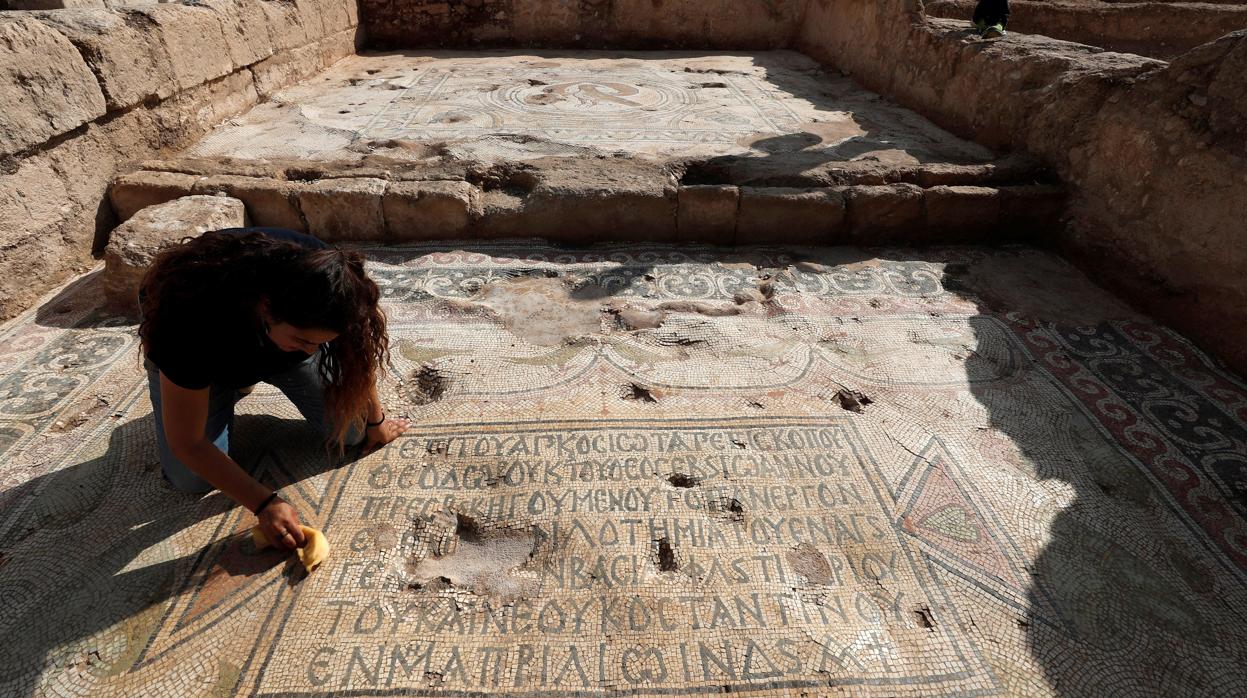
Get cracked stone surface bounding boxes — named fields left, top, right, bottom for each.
left=1, top=242, right=1247, bottom=696
left=188, top=51, right=995, bottom=163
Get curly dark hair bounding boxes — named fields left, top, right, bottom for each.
left=138, top=231, right=390, bottom=450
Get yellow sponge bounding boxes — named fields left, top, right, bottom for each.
left=251, top=525, right=330, bottom=573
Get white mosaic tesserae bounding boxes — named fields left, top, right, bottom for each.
left=1, top=243, right=1246, bottom=697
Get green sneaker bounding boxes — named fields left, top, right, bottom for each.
left=973, top=19, right=987, bottom=32
left=982, top=23, right=1006, bottom=39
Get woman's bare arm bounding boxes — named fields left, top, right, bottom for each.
left=159, top=372, right=305, bottom=547
left=363, top=381, right=410, bottom=451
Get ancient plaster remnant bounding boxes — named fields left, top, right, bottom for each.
left=658, top=300, right=742, bottom=316
left=609, top=305, right=666, bottom=331
left=470, top=276, right=605, bottom=346
left=409, top=513, right=538, bottom=601
left=786, top=542, right=834, bottom=584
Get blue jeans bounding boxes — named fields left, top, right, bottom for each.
left=145, top=352, right=364, bottom=493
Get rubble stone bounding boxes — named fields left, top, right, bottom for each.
left=103, top=195, right=247, bottom=314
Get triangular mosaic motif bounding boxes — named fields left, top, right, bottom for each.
left=898, top=436, right=1061, bottom=624
left=134, top=445, right=343, bottom=667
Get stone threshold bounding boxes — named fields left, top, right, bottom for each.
left=109, top=156, right=1063, bottom=246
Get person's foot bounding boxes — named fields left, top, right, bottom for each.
left=973, top=19, right=987, bottom=33
left=982, top=23, right=1006, bottom=39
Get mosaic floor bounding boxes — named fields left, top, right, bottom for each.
left=2, top=243, right=1247, bottom=697
left=189, top=51, right=995, bottom=163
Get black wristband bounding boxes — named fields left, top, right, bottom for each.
left=254, top=491, right=281, bottom=515
left=366, top=413, right=385, bottom=428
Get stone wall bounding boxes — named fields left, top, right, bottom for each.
left=361, top=0, right=808, bottom=49
left=925, top=0, right=1247, bottom=59
left=799, top=0, right=1247, bottom=373
left=0, top=0, right=362, bottom=319
left=3, top=0, right=1244, bottom=375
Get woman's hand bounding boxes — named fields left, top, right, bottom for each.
left=364, top=416, right=411, bottom=452
left=258, top=498, right=305, bottom=550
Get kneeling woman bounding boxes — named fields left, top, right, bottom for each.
left=139, top=227, right=410, bottom=550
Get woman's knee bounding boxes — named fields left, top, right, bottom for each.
left=161, top=458, right=214, bottom=494
left=153, top=409, right=230, bottom=495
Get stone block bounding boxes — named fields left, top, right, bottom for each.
left=736, top=187, right=846, bottom=244
left=251, top=41, right=324, bottom=98
left=319, top=27, right=359, bottom=68
left=0, top=220, right=95, bottom=321
left=528, top=187, right=677, bottom=243
left=914, top=163, right=992, bottom=188
left=258, top=0, right=313, bottom=51
left=474, top=158, right=677, bottom=242
left=0, top=17, right=107, bottom=157
left=845, top=184, right=925, bottom=240
left=472, top=190, right=529, bottom=240
left=139, top=70, right=259, bottom=151
left=318, top=0, right=354, bottom=33
left=103, top=195, right=248, bottom=314
left=198, top=0, right=276, bottom=69
left=109, top=171, right=202, bottom=222
left=39, top=124, right=118, bottom=222
left=0, top=127, right=116, bottom=310
left=3, top=0, right=105, bottom=8
left=292, top=0, right=327, bottom=41
left=129, top=4, right=234, bottom=92
left=299, top=177, right=387, bottom=241
left=477, top=184, right=676, bottom=242
left=0, top=155, right=69, bottom=250
left=924, top=185, right=1001, bottom=240
left=677, top=185, right=738, bottom=244
left=33, top=9, right=176, bottom=110
left=384, top=180, right=473, bottom=240
left=193, top=175, right=306, bottom=231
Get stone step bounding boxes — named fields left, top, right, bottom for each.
left=108, top=159, right=1063, bottom=247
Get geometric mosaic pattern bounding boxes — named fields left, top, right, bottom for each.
left=2, top=243, right=1246, bottom=696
